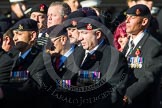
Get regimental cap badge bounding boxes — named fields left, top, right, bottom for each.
left=71, top=20, right=77, bottom=27
left=18, top=24, right=23, bottom=30
left=136, top=9, right=141, bottom=15
left=86, top=24, right=92, bottom=30
left=40, top=4, right=45, bottom=12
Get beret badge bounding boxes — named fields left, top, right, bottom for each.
left=86, top=24, right=92, bottom=30
left=71, top=20, right=77, bottom=26
left=40, top=4, right=45, bottom=12
left=136, top=9, right=141, bottom=15
left=18, top=24, right=23, bottom=30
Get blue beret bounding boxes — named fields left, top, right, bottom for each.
left=31, top=3, right=48, bottom=14
left=77, top=16, right=102, bottom=30
left=12, top=18, right=38, bottom=31
left=126, top=4, right=151, bottom=17
left=48, top=24, right=67, bottom=38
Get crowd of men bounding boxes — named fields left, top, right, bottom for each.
left=0, top=0, right=162, bottom=108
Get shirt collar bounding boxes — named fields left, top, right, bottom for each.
left=86, top=39, right=104, bottom=55
left=19, top=48, right=32, bottom=59
left=130, top=31, right=145, bottom=47
left=63, top=45, right=75, bottom=58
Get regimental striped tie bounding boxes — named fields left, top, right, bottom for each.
left=125, top=40, right=135, bottom=57
left=55, top=57, right=60, bottom=70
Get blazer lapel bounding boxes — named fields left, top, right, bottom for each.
left=74, top=46, right=85, bottom=67
left=81, top=42, right=106, bottom=71
left=0, top=48, right=5, bottom=57
left=130, top=33, right=149, bottom=57
left=63, top=54, right=80, bottom=79
left=122, top=42, right=129, bottom=55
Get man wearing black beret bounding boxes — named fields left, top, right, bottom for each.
left=30, top=3, right=48, bottom=33
left=55, top=16, right=128, bottom=108
left=40, top=24, right=82, bottom=108
left=123, top=4, right=162, bottom=108
left=0, top=18, right=50, bottom=108
left=65, top=10, right=86, bottom=45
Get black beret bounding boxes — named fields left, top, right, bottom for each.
left=126, top=4, right=151, bottom=17
left=31, top=3, right=48, bottom=14
left=77, top=7, right=97, bottom=16
left=12, top=18, right=38, bottom=31
left=48, top=24, right=67, bottom=38
left=64, top=11, right=86, bottom=28
left=77, top=16, right=102, bottom=30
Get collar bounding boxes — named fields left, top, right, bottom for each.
left=58, top=45, right=75, bottom=68
left=63, top=45, right=75, bottom=58
left=86, top=39, right=104, bottom=55
left=130, top=31, right=145, bottom=47
left=19, top=48, right=32, bottom=59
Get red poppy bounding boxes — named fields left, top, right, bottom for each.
left=91, top=54, right=96, bottom=60
left=135, top=48, right=141, bottom=56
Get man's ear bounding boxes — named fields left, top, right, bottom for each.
left=142, top=18, right=149, bottom=26
left=95, top=30, right=102, bottom=39
left=63, top=15, right=68, bottom=21
left=30, top=31, right=37, bottom=41
left=5, top=36, right=11, bottom=45
left=61, top=35, right=67, bottom=45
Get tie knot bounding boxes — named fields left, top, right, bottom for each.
left=130, top=40, right=135, bottom=48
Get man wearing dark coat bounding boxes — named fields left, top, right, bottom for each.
left=0, top=32, right=14, bottom=87
left=0, top=18, right=51, bottom=108
left=66, top=16, right=129, bottom=108
left=123, top=4, right=162, bottom=108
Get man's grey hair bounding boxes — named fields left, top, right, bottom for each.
left=49, top=1, right=71, bottom=16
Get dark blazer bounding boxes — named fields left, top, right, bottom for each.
left=123, top=32, right=162, bottom=108
left=39, top=45, right=81, bottom=107
left=7, top=47, right=20, bottom=59
left=68, top=41, right=129, bottom=108
left=41, top=42, right=128, bottom=108
left=1, top=46, right=51, bottom=108
left=40, top=42, right=129, bottom=108
left=0, top=48, right=13, bottom=84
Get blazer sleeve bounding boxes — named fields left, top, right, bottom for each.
left=109, top=52, right=129, bottom=104
left=0, top=54, right=14, bottom=84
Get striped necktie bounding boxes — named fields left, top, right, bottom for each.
left=125, top=40, right=135, bottom=57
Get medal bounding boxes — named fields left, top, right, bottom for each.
left=10, top=70, right=29, bottom=81
left=77, top=70, right=100, bottom=85
left=129, top=48, right=143, bottom=69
